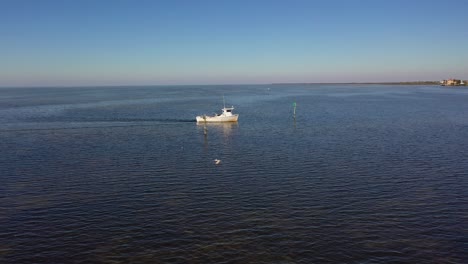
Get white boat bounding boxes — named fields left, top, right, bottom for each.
left=196, top=97, right=239, bottom=123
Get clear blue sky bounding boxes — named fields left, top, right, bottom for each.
left=1, top=0, right=467, bottom=86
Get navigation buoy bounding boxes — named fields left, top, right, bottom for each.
left=293, top=102, right=297, bottom=120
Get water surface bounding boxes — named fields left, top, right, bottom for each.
left=1, top=85, right=467, bottom=263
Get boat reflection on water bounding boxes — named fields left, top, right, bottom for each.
left=197, top=122, right=239, bottom=137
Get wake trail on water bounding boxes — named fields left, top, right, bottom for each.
left=74, top=118, right=195, bottom=123
left=0, top=118, right=196, bottom=133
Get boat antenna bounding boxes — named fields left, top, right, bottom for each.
left=223, top=94, right=226, bottom=108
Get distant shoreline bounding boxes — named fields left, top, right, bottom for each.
left=272, top=81, right=442, bottom=85
left=2, top=81, right=468, bottom=88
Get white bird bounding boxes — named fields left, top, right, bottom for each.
left=214, top=159, right=221, bottom=165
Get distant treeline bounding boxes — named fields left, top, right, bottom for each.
left=368, top=81, right=468, bottom=86
left=358, top=81, right=440, bottom=85
left=273, top=81, right=467, bottom=86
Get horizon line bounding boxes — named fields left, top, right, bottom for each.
left=0, top=80, right=449, bottom=89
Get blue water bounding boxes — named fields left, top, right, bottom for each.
left=1, top=85, right=467, bottom=263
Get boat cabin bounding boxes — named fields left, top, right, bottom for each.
left=222, top=107, right=234, bottom=116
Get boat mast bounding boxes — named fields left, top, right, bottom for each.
left=223, top=94, right=226, bottom=108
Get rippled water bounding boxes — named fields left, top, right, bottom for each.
left=1, top=85, right=467, bottom=263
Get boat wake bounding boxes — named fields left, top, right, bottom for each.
left=0, top=118, right=196, bottom=133
left=76, top=118, right=195, bottom=123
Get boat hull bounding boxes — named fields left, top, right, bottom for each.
left=196, top=114, right=239, bottom=122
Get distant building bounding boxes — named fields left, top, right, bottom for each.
left=441, top=79, right=463, bottom=86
